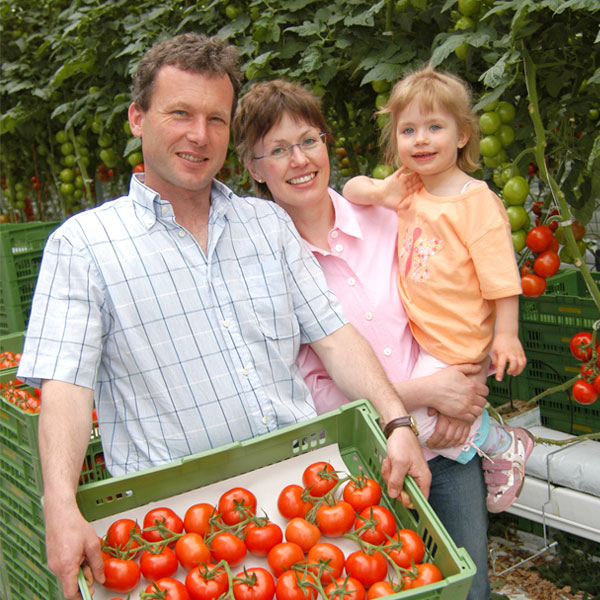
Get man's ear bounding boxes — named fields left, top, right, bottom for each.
left=128, top=103, right=144, bottom=138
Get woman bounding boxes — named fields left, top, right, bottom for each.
left=232, top=79, right=490, bottom=600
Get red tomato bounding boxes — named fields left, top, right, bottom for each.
left=324, top=576, right=366, bottom=600
left=344, top=550, right=388, bottom=589
left=533, top=250, right=560, bottom=278
left=245, top=520, right=283, bottom=556
left=306, top=542, right=345, bottom=585
left=277, top=484, right=313, bottom=519
left=175, top=532, right=212, bottom=570
left=143, top=507, right=184, bottom=544
left=184, top=503, right=218, bottom=537
left=285, top=518, right=321, bottom=553
left=593, top=373, right=600, bottom=394
left=342, top=477, right=382, bottom=513
left=210, top=531, right=247, bottom=566
left=302, top=462, right=338, bottom=497
left=569, top=332, right=593, bottom=361
left=354, top=505, right=396, bottom=545
left=218, top=487, right=258, bottom=525
left=275, top=570, right=318, bottom=600
left=104, top=518, right=142, bottom=556
left=185, top=563, right=229, bottom=600
left=140, top=546, right=178, bottom=581
left=315, top=500, right=356, bottom=537
left=267, top=542, right=305, bottom=578
left=133, top=162, right=145, bottom=173
left=233, top=567, right=275, bottom=600
left=402, top=562, right=443, bottom=589
left=525, top=225, right=554, bottom=253
left=572, top=379, right=599, bottom=405
left=103, top=555, right=141, bottom=593
left=521, top=273, right=546, bottom=298
left=144, top=577, right=191, bottom=599
left=385, top=529, right=425, bottom=569
left=366, top=581, right=395, bottom=599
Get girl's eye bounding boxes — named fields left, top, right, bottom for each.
left=430, top=124, right=441, bottom=131
left=401, top=127, right=414, bottom=135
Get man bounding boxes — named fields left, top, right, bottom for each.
left=18, top=33, right=430, bottom=599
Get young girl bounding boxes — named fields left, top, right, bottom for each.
left=343, top=64, right=533, bottom=513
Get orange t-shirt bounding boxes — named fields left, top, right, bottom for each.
left=396, top=182, right=522, bottom=364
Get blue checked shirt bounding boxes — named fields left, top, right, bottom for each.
left=19, top=175, right=347, bottom=476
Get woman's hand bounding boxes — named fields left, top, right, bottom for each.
left=423, top=411, right=471, bottom=449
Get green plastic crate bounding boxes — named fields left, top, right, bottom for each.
left=0, top=221, right=60, bottom=334
left=519, top=269, right=600, bottom=330
left=486, top=374, right=527, bottom=407
left=76, top=401, right=476, bottom=600
left=0, top=330, right=25, bottom=354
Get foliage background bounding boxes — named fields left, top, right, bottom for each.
left=0, top=0, right=598, bottom=239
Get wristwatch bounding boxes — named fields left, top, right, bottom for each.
left=382, top=415, right=419, bottom=438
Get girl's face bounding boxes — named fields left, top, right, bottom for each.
left=247, top=112, right=331, bottom=217
left=394, top=101, right=469, bottom=181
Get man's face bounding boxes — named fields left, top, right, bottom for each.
left=128, top=66, right=233, bottom=204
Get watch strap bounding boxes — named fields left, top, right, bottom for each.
left=382, top=415, right=419, bottom=438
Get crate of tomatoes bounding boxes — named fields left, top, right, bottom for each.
left=75, top=400, right=475, bottom=600
left=0, top=221, right=61, bottom=335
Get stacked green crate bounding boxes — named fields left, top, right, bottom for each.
left=518, top=269, right=600, bottom=434
left=0, top=331, right=108, bottom=599
left=0, top=221, right=60, bottom=335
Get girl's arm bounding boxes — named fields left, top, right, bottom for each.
left=491, top=295, right=527, bottom=380
left=343, top=167, right=421, bottom=209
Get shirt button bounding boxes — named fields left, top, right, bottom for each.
left=241, top=368, right=249, bottom=376
left=178, top=230, right=186, bottom=238
left=223, top=320, right=230, bottom=328
left=335, top=243, right=343, bottom=252
left=331, top=230, right=339, bottom=239
left=365, top=312, right=373, bottom=320
left=262, top=416, right=268, bottom=424
left=383, top=347, right=392, bottom=356
left=347, top=278, right=355, bottom=286
left=161, top=206, right=168, bottom=215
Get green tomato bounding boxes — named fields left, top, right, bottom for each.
left=458, top=0, right=480, bottom=17
left=479, top=135, right=502, bottom=157
left=505, top=205, right=528, bottom=231
left=482, top=97, right=499, bottom=112
left=503, top=176, right=529, bottom=205
left=61, top=141, right=74, bottom=156
left=127, top=151, right=144, bottom=167
left=496, top=124, right=515, bottom=147
left=512, top=229, right=527, bottom=252
left=74, top=175, right=84, bottom=189
left=99, top=148, right=117, bottom=168
left=55, top=130, right=68, bottom=144
left=454, top=42, right=469, bottom=61
left=588, top=108, right=599, bottom=121
left=375, top=93, right=390, bottom=110
left=454, top=16, right=475, bottom=30
left=483, top=149, right=507, bottom=169
left=123, top=121, right=132, bottom=136
left=478, top=111, right=501, bottom=135
left=493, top=162, right=519, bottom=187
left=98, top=132, right=113, bottom=148
left=495, top=101, right=516, bottom=123
left=64, top=154, right=77, bottom=168
left=377, top=113, right=390, bottom=129
left=372, top=164, right=394, bottom=179
left=60, top=182, right=74, bottom=196
left=225, top=4, right=240, bottom=19
left=59, top=168, right=75, bottom=183
left=371, top=80, right=391, bottom=93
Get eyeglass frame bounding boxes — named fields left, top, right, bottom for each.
left=252, top=132, right=328, bottom=161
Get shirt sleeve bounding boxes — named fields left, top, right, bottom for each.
left=17, top=227, right=106, bottom=389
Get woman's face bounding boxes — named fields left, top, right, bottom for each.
left=248, top=112, right=331, bottom=217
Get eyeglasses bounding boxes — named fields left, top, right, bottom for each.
left=253, top=132, right=327, bottom=161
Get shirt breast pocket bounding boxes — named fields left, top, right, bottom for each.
left=242, top=260, right=299, bottom=341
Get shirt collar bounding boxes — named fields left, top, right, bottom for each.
left=305, top=188, right=364, bottom=254
left=130, top=174, right=235, bottom=228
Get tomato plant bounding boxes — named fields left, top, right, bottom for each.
left=277, top=484, right=313, bottom=519
left=233, top=567, right=276, bottom=600
left=342, top=477, right=382, bottom=513
left=315, top=500, right=356, bottom=537
left=185, top=563, right=229, bottom=600
left=285, top=518, right=321, bottom=553
left=218, top=487, right=258, bottom=525
left=572, top=380, right=599, bottom=405
left=344, top=550, right=388, bottom=589
left=302, top=462, right=338, bottom=497
left=267, top=542, right=305, bottom=578
left=143, top=507, right=184, bottom=544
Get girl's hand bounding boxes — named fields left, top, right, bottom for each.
left=491, top=334, right=527, bottom=380
left=383, top=167, right=422, bottom=209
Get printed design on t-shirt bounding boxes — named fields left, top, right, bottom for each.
left=399, top=226, right=442, bottom=283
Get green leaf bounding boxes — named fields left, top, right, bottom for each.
left=343, top=1, right=385, bottom=27
left=123, top=137, right=141, bottom=157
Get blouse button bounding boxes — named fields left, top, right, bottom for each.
left=365, top=312, right=373, bottom=320
left=383, top=348, right=392, bottom=356
left=331, top=230, right=339, bottom=239
left=347, top=278, right=355, bottom=286
left=335, top=243, right=343, bottom=252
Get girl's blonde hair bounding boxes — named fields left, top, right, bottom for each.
left=379, top=64, right=480, bottom=173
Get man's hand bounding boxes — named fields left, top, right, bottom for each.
left=380, top=426, right=431, bottom=508
left=44, top=501, right=104, bottom=599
